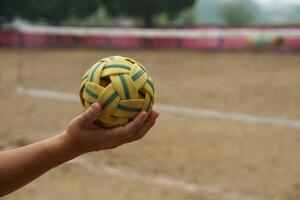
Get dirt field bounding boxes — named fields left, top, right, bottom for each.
left=0, top=49, right=300, bottom=200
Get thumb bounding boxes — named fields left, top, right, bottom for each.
left=79, top=103, right=102, bottom=127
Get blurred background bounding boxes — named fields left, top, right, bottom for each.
left=1, top=0, right=300, bottom=200
left=1, top=0, right=300, bottom=27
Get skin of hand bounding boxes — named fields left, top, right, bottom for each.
left=0, top=103, right=159, bottom=197
left=66, top=103, right=160, bottom=154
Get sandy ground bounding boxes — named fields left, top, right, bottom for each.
left=0, top=49, right=300, bottom=200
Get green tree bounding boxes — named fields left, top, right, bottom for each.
left=103, top=0, right=195, bottom=27
left=173, top=7, right=196, bottom=26
left=221, top=0, right=252, bottom=26
left=0, top=0, right=102, bottom=25
left=0, top=0, right=18, bottom=23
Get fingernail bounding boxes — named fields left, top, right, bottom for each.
left=141, top=111, right=147, bottom=121
left=91, top=103, right=101, bottom=115
left=155, top=111, right=160, bottom=119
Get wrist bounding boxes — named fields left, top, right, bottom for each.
left=58, top=131, right=84, bottom=157
left=42, top=132, right=83, bottom=168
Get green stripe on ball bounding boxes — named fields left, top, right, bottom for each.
left=132, top=70, right=144, bottom=81
left=102, top=91, right=118, bottom=109
left=120, top=74, right=130, bottom=99
left=84, top=87, right=99, bottom=99
left=104, top=64, right=130, bottom=71
left=117, top=104, right=141, bottom=112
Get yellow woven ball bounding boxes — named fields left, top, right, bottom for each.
left=79, top=55, right=155, bottom=127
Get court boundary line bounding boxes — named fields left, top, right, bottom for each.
left=13, top=85, right=264, bottom=199
left=66, top=157, right=259, bottom=200
left=2, top=142, right=258, bottom=200
left=16, top=84, right=300, bottom=128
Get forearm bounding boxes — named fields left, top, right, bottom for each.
left=0, top=104, right=158, bottom=197
left=0, top=132, right=81, bottom=197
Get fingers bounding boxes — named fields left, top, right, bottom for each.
left=124, top=111, right=148, bottom=135
left=89, top=110, right=158, bottom=151
left=78, top=103, right=102, bottom=127
left=129, top=110, right=159, bottom=141
left=106, top=111, right=147, bottom=140
left=116, top=110, right=159, bottom=145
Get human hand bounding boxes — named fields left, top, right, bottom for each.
left=0, top=103, right=159, bottom=196
left=64, top=103, right=159, bottom=154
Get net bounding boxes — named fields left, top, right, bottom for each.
left=1, top=23, right=300, bottom=49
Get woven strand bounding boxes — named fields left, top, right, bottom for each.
left=79, top=56, right=155, bottom=127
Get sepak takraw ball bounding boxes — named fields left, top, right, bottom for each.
left=79, top=56, right=155, bottom=127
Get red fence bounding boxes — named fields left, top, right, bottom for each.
left=1, top=26, right=300, bottom=50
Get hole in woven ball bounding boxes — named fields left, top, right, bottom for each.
left=125, top=58, right=135, bottom=64
left=138, top=89, right=146, bottom=98
left=100, top=77, right=111, bottom=87
left=111, top=115, right=119, bottom=118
